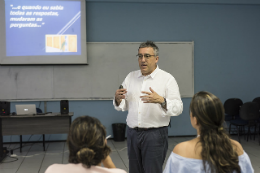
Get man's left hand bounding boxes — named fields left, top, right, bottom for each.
left=140, top=87, right=164, bottom=103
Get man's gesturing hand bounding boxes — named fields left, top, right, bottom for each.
left=140, top=87, right=164, bottom=104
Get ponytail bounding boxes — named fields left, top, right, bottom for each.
left=199, top=127, right=241, bottom=173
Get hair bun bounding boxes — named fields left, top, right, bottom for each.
left=76, top=148, right=96, bottom=163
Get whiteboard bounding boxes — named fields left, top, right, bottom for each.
left=0, top=42, right=194, bottom=100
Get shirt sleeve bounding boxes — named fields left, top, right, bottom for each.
left=44, top=164, right=57, bottom=173
left=163, top=152, right=179, bottom=173
left=161, top=77, right=183, bottom=117
left=239, top=151, right=254, bottom=173
left=163, top=152, right=196, bottom=173
left=113, top=97, right=127, bottom=111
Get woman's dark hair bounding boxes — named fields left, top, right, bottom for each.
left=67, top=116, right=111, bottom=168
left=190, top=91, right=241, bottom=173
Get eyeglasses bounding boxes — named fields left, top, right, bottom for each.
left=136, top=54, right=155, bottom=60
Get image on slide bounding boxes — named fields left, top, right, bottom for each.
left=46, top=35, right=77, bottom=53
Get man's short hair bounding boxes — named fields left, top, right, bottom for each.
left=139, top=41, right=159, bottom=56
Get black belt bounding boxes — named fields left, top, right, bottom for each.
left=132, top=126, right=165, bottom=132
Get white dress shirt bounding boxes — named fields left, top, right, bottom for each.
left=113, top=66, right=183, bottom=128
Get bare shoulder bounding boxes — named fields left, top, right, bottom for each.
left=230, top=139, right=244, bottom=156
left=172, top=141, right=189, bottom=155
left=173, top=138, right=202, bottom=159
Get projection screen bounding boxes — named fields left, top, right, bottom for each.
left=0, top=0, right=87, bottom=65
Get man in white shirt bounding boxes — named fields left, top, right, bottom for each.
left=113, top=41, right=183, bottom=173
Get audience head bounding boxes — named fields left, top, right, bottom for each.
left=67, top=116, right=111, bottom=168
left=189, top=91, right=225, bottom=133
left=189, top=91, right=241, bottom=173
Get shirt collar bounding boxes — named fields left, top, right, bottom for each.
left=138, top=65, right=160, bottom=78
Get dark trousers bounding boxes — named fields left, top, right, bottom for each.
left=127, top=126, right=168, bottom=173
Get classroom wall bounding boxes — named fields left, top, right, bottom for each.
left=3, top=1, right=260, bottom=142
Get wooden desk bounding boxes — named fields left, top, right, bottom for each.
left=0, top=112, right=73, bottom=161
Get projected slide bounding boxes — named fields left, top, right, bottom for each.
left=5, top=0, right=81, bottom=56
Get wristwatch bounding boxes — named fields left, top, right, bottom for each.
left=161, top=97, right=166, bottom=107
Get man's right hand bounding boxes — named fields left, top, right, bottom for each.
left=115, top=88, right=127, bottom=106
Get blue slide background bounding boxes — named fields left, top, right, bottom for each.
left=5, top=0, right=81, bottom=56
